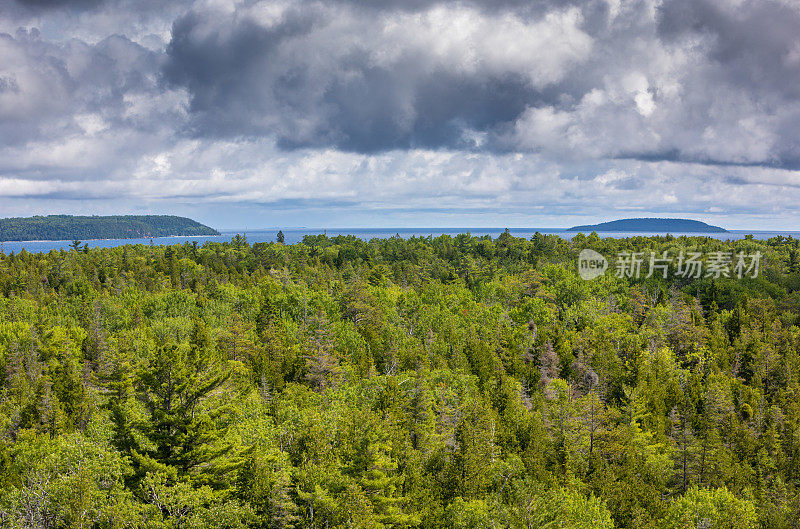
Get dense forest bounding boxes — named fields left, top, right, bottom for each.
left=0, top=215, right=219, bottom=242
left=1, top=231, right=800, bottom=528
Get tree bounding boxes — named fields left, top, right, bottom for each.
left=453, top=397, right=497, bottom=498
left=661, top=487, right=757, bottom=529
left=237, top=450, right=298, bottom=528
left=277, top=230, right=285, bottom=244
left=538, top=341, right=560, bottom=387
left=578, top=389, right=606, bottom=470
left=303, top=314, right=342, bottom=391
left=545, top=378, right=577, bottom=471
left=354, top=428, right=417, bottom=527
left=133, top=341, right=231, bottom=480
left=0, top=431, right=141, bottom=528
left=445, top=497, right=492, bottom=529
left=104, top=349, right=139, bottom=457
left=670, top=375, right=702, bottom=494
left=505, top=482, right=614, bottom=529
left=2, top=226, right=800, bottom=527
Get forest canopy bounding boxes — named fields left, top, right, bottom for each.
left=0, top=215, right=219, bottom=242
left=1, top=231, right=799, bottom=528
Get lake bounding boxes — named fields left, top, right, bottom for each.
left=2, top=227, right=799, bottom=254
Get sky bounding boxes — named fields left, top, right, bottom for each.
left=1, top=0, right=799, bottom=230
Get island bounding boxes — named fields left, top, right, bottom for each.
left=0, top=215, right=220, bottom=242
left=567, top=217, right=727, bottom=233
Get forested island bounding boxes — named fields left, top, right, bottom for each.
left=568, top=218, right=727, bottom=233
left=0, top=215, right=219, bottom=241
left=1, top=231, right=800, bottom=527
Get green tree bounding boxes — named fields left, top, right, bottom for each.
left=237, top=450, right=298, bottom=528
left=661, top=487, right=757, bottom=529
left=506, top=482, right=614, bottom=529
left=354, top=428, right=417, bottom=527
left=134, top=341, right=231, bottom=480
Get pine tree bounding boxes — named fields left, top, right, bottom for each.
left=238, top=451, right=299, bottom=528
left=304, top=314, right=342, bottom=390
left=538, top=341, right=560, bottom=387
left=105, top=355, right=138, bottom=456
left=134, top=341, right=231, bottom=480
left=453, top=398, right=496, bottom=498
left=670, top=395, right=700, bottom=494
left=546, top=378, right=577, bottom=472
left=354, top=429, right=417, bottom=527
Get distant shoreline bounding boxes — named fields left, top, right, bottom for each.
left=3, top=228, right=799, bottom=256
left=567, top=217, right=727, bottom=233
left=0, top=214, right=219, bottom=242
left=1, top=234, right=219, bottom=244
left=6, top=228, right=800, bottom=245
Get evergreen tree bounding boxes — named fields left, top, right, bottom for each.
left=134, top=341, right=231, bottom=480
left=237, top=450, right=298, bottom=528
left=354, top=429, right=417, bottom=527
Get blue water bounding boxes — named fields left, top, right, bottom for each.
left=1, top=228, right=798, bottom=254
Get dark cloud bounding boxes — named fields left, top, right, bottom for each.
left=330, top=0, right=595, bottom=16
left=163, top=7, right=320, bottom=138
left=9, top=0, right=192, bottom=13
left=658, top=0, right=800, bottom=99
left=0, top=28, right=167, bottom=148
left=156, top=0, right=800, bottom=168
left=293, top=69, right=537, bottom=152
left=653, top=0, right=800, bottom=167
left=163, top=1, right=592, bottom=151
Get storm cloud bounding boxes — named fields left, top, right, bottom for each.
left=154, top=0, right=800, bottom=167
left=1, top=0, right=799, bottom=228
left=162, top=1, right=593, bottom=152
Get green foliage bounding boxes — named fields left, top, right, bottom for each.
left=661, top=487, right=757, bottom=529
left=0, top=215, right=219, bottom=241
left=445, top=497, right=491, bottom=528
left=0, top=430, right=141, bottom=528
left=0, top=232, right=799, bottom=527
left=504, top=482, right=614, bottom=529
left=133, top=340, right=231, bottom=481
